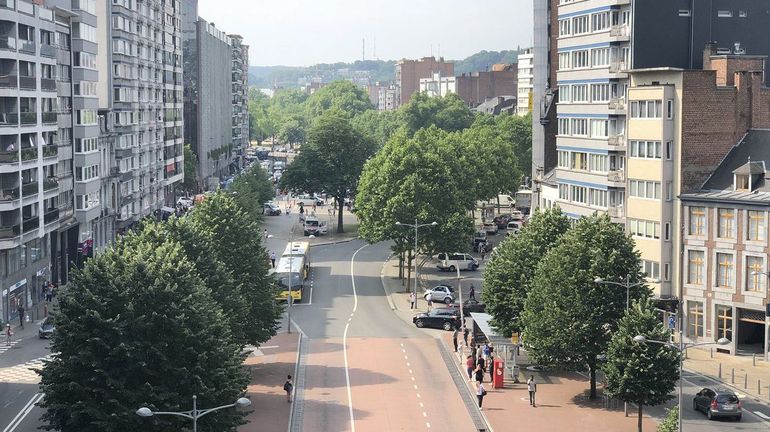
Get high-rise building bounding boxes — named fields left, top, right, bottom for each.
left=517, top=48, right=534, bottom=116
left=230, top=34, right=249, bottom=170
left=395, top=56, right=453, bottom=107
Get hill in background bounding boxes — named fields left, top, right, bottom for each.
left=249, top=49, right=522, bottom=88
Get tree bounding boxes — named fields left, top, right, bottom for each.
left=304, top=80, right=373, bottom=119
left=351, top=109, right=401, bottom=149
left=397, top=92, right=475, bottom=136
left=231, top=162, right=275, bottom=219
left=657, top=406, right=678, bottom=432
left=481, top=207, right=570, bottom=336
left=523, top=213, right=648, bottom=399
left=38, top=231, right=248, bottom=432
left=182, top=144, right=199, bottom=193
left=493, top=113, right=532, bottom=183
left=604, top=298, right=679, bottom=432
left=280, top=110, right=376, bottom=232
left=277, top=115, right=307, bottom=146
left=187, top=191, right=282, bottom=344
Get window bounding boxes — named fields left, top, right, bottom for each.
left=747, top=211, right=766, bottom=241
left=664, top=222, right=671, bottom=241
left=571, top=118, right=588, bottom=136
left=666, top=182, right=673, bottom=201
left=74, top=81, right=97, bottom=96
left=642, top=260, right=660, bottom=279
left=559, top=52, right=571, bottom=70
left=591, top=48, right=610, bottom=67
left=76, top=110, right=97, bottom=125
left=571, top=84, right=589, bottom=102
left=716, top=252, right=734, bottom=287
left=687, top=301, right=704, bottom=337
left=558, top=183, right=569, bottom=200
left=715, top=305, right=732, bottom=341
left=717, top=10, right=732, bottom=18
left=559, top=19, right=571, bottom=36
left=689, top=207, right=706, bottom=236
left=74, top=52, right=97, bottom=69
left=72, top=23, right=97, bottom=43
left=589, top=189, right=607, bottom=207
left=570, top=152, right=587, bottom=171
left=717, top=208, right=735, bottom=239
left=591, top=83, right=610, bottom=102
left=687, top=250, right=704, bottom=284
left=558, top=85, right=570, bottom=103
left=746, top=256, right=764, bottom=292
left=666, top=100, right=674, bottom=119
left=665, top=141, right=672, bottom=160
left=572, top=50, right=589, bottom=68
left=590, top=119, right=608, bottom=138
left=629, top=141, right=661, bottom=159
left=591, top=12, right=610, bottom=32
left=629, top=179, right=661, bottom=199
left=558, top=151, right=570, bottom=168
left=572, top=15, right=589, bottom=34
left=630, top=100, right=663, bottom=118
left=75, top=138, right=98, bottom=154
left=628, top=218, right=660, bottom=239
left=558, top=118, right=570, bottom=135
left=589, top=154, right=607, bottom=172
left=75, top=165, right=99, bottom=182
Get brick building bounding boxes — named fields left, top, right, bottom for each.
left=395, top=57, right=453, bottom=107
left=455, top=65, right=518, bottom=108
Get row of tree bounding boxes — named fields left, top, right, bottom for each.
left=38, top=174, right=281, bottom=431
left=482, top=208, right=678, bottom=432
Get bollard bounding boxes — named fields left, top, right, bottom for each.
left=754, top=353, right=757, bottom=367
left=718, top=362, right=722, bottom=379
left=759, top=379, right=762, bottom=395
left=710, top=347, right=713, bottom=358
left=745, top=374, right=748, bottom=389
left=732, top=368, right=735, bottom=384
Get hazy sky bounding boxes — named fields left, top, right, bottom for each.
left=198, top=0, right=533, bottom=66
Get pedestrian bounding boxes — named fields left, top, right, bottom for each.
left=283, top=374, right=294, bottom=403
left=483, top=341, right=491, bottom=362
left=470, top=341, right=477, bottom=361
left=477, top=381, right=487, bottom=410
left=264, top=228, right=269, bottom=240
left=469, top=284, right=476, bottom=301
left=452, top=327, right=459, bottom=352
left=480, top=245, right=486, bottom=261
left=4, top=323, right=11, bottom=346
left=527, top=375, right=537, bottom=407
left=312, top=202, right=317, bottom=212
left=477, top=353, right=486, bottom=376
left=270, top=251, right=276, bottom=268
left=488, top=353, right=495, bottom=383
left=17, top=305, right=24, bottom=328
left=466, top=355, right=475, bottom=380
left=425, top=293, right=433, bottom=311
left=41, top=283, right=48, bottom=301
left=409, top=292, right=416, bottom=309
left=299, top=203, right=304, bottom=214
left=474, top=363, right=485, bottom=384
left=286, top=204, right=291, bottom=215
left=463, top=327, right=470, bottom=346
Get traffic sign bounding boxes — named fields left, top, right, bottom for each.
left=511, top=332, right=520, bottom=344
left=668, top=316, right=676, bottom=330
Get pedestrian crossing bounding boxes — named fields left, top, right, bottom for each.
left=0, top=354, right=52, bottom=384
left=0, top=339, right=21, bottom=355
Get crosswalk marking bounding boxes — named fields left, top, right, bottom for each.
left=0, top=354, right=52, bottom=384
left=0, top=339, right=21, bottom=355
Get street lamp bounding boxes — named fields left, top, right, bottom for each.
left=395, top=220, right=438, bottom=309
left=594, top=275, right=661, bottom=311
left=633, top=334, right=730, bottom=432
left=136, top=395, right=251, bottom=432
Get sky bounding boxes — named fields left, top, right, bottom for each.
left=198, top=0, right=533, bottom=67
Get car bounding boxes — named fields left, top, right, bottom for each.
left=437, top=253, right=479, bottom=272
left=507, top=220, right=522, bottom=235
left=412, top=308, right=461, bottom=330
left=263, top=202, right=282, bottom=216
left=424, top=284, right=455, bottom=304
left=176, top=197, right=194, bottom=209
left=493, top=214, right=512, bottom=229
left=510, top=210, right=524, bottom=221
left=303, top=215, right=328, bottom=236
left=483, top=222, right=499, bottom=235
left=448, top=298, right=486, bottom=316
left=296, top=194, right=324, bottom=206
left=38, top=316, right=55, bottom=339
left=693, top=387, right=742, bottom=421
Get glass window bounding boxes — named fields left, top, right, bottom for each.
left=746, top=256, right=764, bottom=292
left=688, top=250, right=704, bottom=285
left=717, top=208, right=735, bottom=238
left=747, top=210, right=765, bottom=241
left=689, top=207, right=706, bottom=236
left=687, top=301, right=704, bottom=337
left=715, top=305, right=732, bottom=341
left=716, top=252, right=734, bottom=287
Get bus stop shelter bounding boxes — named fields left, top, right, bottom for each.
left=470, top=312, right=521, bottom=382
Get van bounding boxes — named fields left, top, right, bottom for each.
left=507, top=220, right=522, bottom=234
left=303, top=216, right=328, bottom=236
left=436, top=252, right=479, bottom=272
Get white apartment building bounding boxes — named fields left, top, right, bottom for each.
left=517, top=48, right=534, bottom=116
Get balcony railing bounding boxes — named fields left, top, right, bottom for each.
left=44, top=208, right=58, bottom=224
left=22, top=216, right=38, bottom=232
left=41, top=78, right=56, bottom=91
left=42, top=145, right=57, bottom=158
left=43, top=177, right=58, bottom=190
left=40, top=44, right=55, bottom=58
left=0, top=186, right=19, bottom=201
left=610, top=25, right=629, bottom=37
left=0, top=150, right=17, bottom=163
left=0, top=223, right=20, bottom=239
left=18, top=40, right=34, bottom=54
left=608, top=206, right=625, bottom=219
left=21, top=181, right=37, bottom=195
left=609, top=61, right=627, bottom=73
left=20, top=147, right=36, bottom=161
left=608, top=170, right=625, bottom=182
left=608, top=135, right=626, bottom=146
left=0, top=112, right=17, bottom=126
left=18, top=76, right=35, bottom=89
left=20, top=112, right=36, bottom=124
left=0, top=74, right=17, bottom=88
left=0, top=36, right=16, bottom=50
left=42, top=112, right=56, bottom=124
left=609, top=98, right=626, bottom=110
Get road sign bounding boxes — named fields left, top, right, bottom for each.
left=668, top=316, right=676, bottom=330
left=511, top=332, right=519, bottom=344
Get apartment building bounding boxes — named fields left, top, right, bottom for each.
left=517, top=48, right=534, bottom=116
left=417, top=65, right=518, bottom=109
left=395, top=56, right=453, bottom=107
left=377, top=84, right=398, bottom=111
left=230, top=33, right=248, bottom=169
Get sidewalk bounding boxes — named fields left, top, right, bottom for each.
left=275, top=198, right=360, bottom=247
left=685, top=346, right=770, bottom=402
left=240, top=331, right=301, bottom=432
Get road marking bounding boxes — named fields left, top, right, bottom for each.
left=413, top=385, right=418, bottom=390
left=404, top=355, right=408, bottom=360
left=411, top=377, right=415, bottom=381
left=419, top=402, right=424, bottom=408
left=2, top=392, right=43, bottom=432
left=422, top=412, right=427, bottom=417
left=416, top=393, right=421, bottom=398
left=259, top=345, right=280, bottom=349
left=754, top=411, right=770, bottom=420
left=344, top=243, right=368, bottom=432
left=407, top=362, right=410, bottom=367
left=426, top=422, right=430, bottom=428
left=409, top=369, right=413, bottom=374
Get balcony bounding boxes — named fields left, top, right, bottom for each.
left=18, top=76, right=35, bottom=90
left=608, top=206, right=625, bottom=219
left=609, top=62, right=627, bottom=74
left=43, top=208, right=58, bottom=224
left=41, top=78, right=56, bottom=91
left=22, top=216, right=38, bottom=232
left=20, top=147, right=36, bottom=161
left=42, top=145, right=57, bottom=158
left=21, top=181, right=37, bottom=196
left=0, top=223, right=20, bottom=239
left=609, top=98, right=626, bottom=111
left=0, top=186, right=18, bottom=201
left=608, top=170, right=625, bottom=183
left=18, top=39, right=34, bottom=54
left=0, top=0, right=15, bottom=10
left=0, top=112, right=17, bottom=126
left=610, top=25, right=630, bottom=39
left=42, top=111, right=56, bottom=124
left=19, top=112, right=35, bottom=125
left=0, top=73, right=16, bottom=88
left=59, top=203, right=73, bottom=220
left=608, top=134, right=626, bottom=147
left=43, top=177, right=57, bottom=190
left=40, top=44, right=55, bottom=58
left=0, top=150, right=17, bottom=163
left=0, top=36, right=15, bottom=50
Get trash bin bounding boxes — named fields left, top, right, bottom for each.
left=493, top=358, right=505, bottom=389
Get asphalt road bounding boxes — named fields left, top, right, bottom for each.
left=0, top=327, right=50, bottom=432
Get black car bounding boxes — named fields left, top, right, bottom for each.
left=38, top=316, right=55, bottom=339
left=412, top=308, right=461, bottom=331
left=448, top=299, right=486, bottom=316
left=693, top=387, right=742, bottom=421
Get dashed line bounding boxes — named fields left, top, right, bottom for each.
left=419, top=402, right=424, bottom=408
left=413, top=385, right=418, bottom=390
left=426, top=422, right=431, bottom=428
left=416, top=393, right=421, bottom=398
left=422, top=412, right=427, bottom=418
left=411, top=377, right=415, bottom=381
left=409, top=369, right=413, bottom=374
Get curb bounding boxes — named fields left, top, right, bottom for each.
left=379, top=254, right=397, bottom=311
left=438, top=338, right=494, bottom=432
left=308, top=237, right=359, bottom=248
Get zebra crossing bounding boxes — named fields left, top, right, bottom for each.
left=0, top=338, right=21, bottom=355
left=0, top=354, right=51, bottom=384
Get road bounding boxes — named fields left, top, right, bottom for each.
left=0, top=327, right=49, bottom=432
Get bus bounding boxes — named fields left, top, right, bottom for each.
left=274, top=242, right=310, bottom=302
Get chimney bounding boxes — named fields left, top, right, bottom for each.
left=703, top=42, right=718, bottom=70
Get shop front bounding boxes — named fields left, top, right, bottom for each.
left=1, top=278, right=27, bottom=324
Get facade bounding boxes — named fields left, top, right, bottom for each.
left=418, top=72, right=455, bottom=98
left=377, top=84, right=398, bottom=111
left=395, top=56, right=453, bottom=107
left=230, top=34, right=248, bottom=170
left=472, top=96, right=516, bottom=116
left=418, top=67, right=518, bottom=109
left=517, top=48, right=534, bottom=116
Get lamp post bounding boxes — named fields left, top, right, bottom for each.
left=395, top=220, right=438, bottom=309
left=136, top=395, right=251, bottom=432
left=633, top=334, right=730, bottom=432
left=594, top=275, right=661, bottom=311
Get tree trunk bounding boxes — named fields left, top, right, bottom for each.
left=637, top=404, right=643, bottom=432
left=406, top=251, right=412, bottom=294
left=337, top=198, right=344, bottom=233
left=589, top=363, right=597, bottom=400
left=398, top=252, right=404, bottom=281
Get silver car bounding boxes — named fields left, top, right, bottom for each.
left=424, top=285, right=455, bottom=304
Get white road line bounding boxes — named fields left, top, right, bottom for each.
left=422, top=412, right=427, bottom=418
left=413, top=385, right=418, bottom=390
left=3, top=392, right=43, bottom=432
left=411, top=377, right=415, bottom=381
left=754, top=411, right=770, bottom=420
left=409, top=369, right=413, bottom=374
left=416, top=393, right=421, bottom=398
left=344, top=243, right=368, bottom=432
left=426, top=422, right=431, bottom=428
left=419, top=402, right=424, bottom=408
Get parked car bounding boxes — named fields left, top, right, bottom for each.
left=448, top=298, right=486, bottom=316
left=296, top=194, right=324, bottom=206
left=263, top=202, right=282, bottom=216
left=507, top=220, right=522, bottom=234
left=472, top=231, right=488, bottom=252
left=176, top=197, right=194, bottom=209
left=303, top=215, right=328, bottom=236
left=436, top=253, right=479, bottom=272
left=39, top=316, right=55, bottom=339
left=493, top=214, right=512, bottom=229
left=483, top=222, right=499, bottom=235
left=693, top=387, right=742, bottom=421
left=510, top=210, right=524, bottom=221
left=423, top=284, right=455, bottom=304
left=412, top=308, right=461, bottom=330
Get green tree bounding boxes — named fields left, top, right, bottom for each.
left=231, top=163, right=275, bottom=219
left=482, top=207, right=570, bottom=336
left=657, top=406, right=678, bottom=432
left=188, top=191, right=281, bottom=344
left=397, top=92, right=475, bottom=136
left=523, top=213, right=648, bottom=399
left=38, top=232, right=248, bottom=432
left=351, top=109, right=401, bottom=148
left=280, top=110, right=376, bottom=232
left=304, top=80, right=373, bottom=119
left=604, top=298, right=679, bottom=432
left=277, top=115, right=307, bottom=146
left=182, top=143, right=199, bottom=193
left=493, top=112, right=532, bottom=182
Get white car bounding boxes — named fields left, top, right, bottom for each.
left=423, top=285, right=455, bottom=304
left=436, top=253, right=479, bottom=272
left=176, top=197, right=193, bottom=208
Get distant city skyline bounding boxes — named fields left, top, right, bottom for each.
left=198, top=0, right=532, bottom=67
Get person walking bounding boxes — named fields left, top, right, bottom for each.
left=452, top=327, right=459, bottom=352
left=425, top=293, right=433, bottom=311
left=17, top=305, right=24, bottom=328
left=270, top=251, right=276, bottom=268
left=480, top=245, right=486, bottom=261
left=409, top=292, right=416, bottom=309
left=4, top=323, right=11, bottom=346
left=264, top=228, right=269, bottom=240
left=466, top=355, right=475, bottom=380
left=477, top=381, right=487, bottom=410
left=474, top=363, right=485, bottom=384
left=469, top=284, right=476, bottom=301
left=488, top=353, right=495, bottom=383
left=463, top=327, right=470, bottom=346
left=283, top=375, right=294, bottom=403
left=527, top=375, right=537, bottom=407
